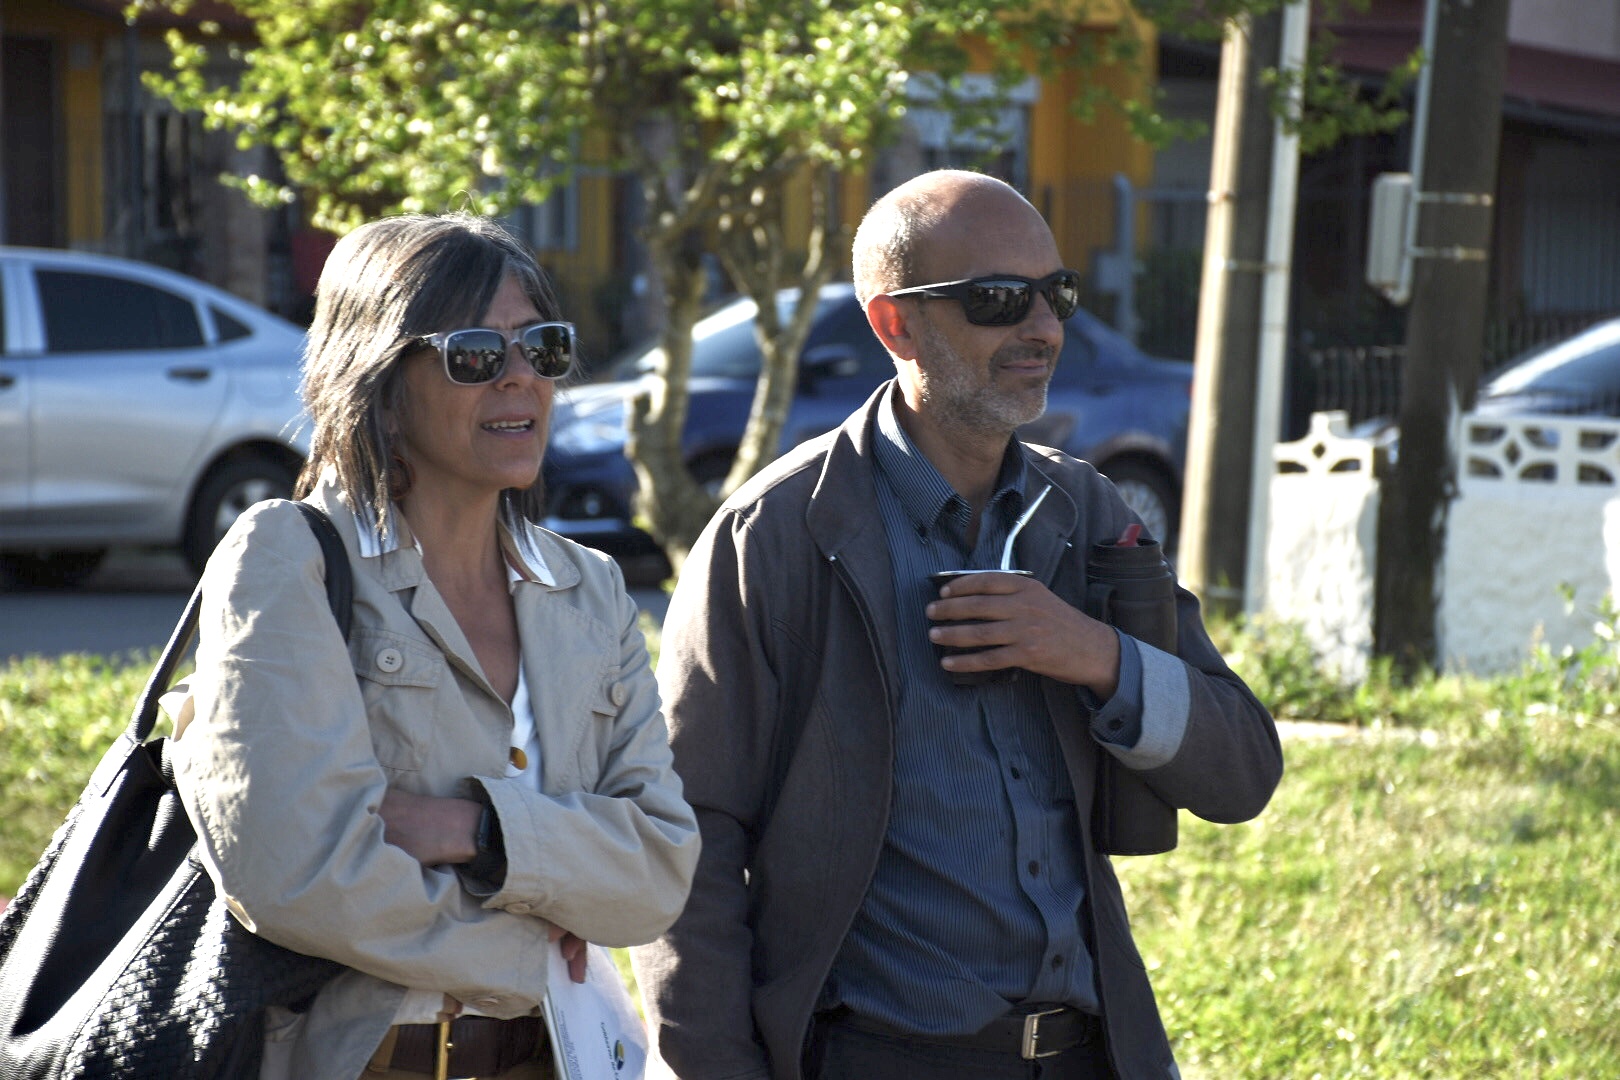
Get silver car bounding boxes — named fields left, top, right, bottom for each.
left=0, top=247, right=308, bottom=586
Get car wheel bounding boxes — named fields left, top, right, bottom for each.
left=184, top=455, right=298, bottom=576
left=1100, top=459, right=1179, bottom=550
left=0, top=549, right=107, bottom=589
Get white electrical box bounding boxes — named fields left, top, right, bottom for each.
left=1366, top=172, right=1413, bottom=304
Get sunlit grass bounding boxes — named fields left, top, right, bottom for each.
left=0, top=652, right=155, bottom=891
left=1121, top=713, right=1619, bottom=1078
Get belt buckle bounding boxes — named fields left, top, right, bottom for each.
left=1020, top=1006, right=1067, bottom=1060
left=434, top=1019, right=453, bottom=1080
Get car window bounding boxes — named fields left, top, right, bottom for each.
left=692, top=315, right=767, bottom=379
left=688, top=293, right=854, bottom=379
left=37, top=269, right=204, bottom=352
left=1488, top=329, right=1620, bottom=398
left=212, top=305, right=252, bottom=343
left=607, top=299, right=760, bottom=380
left=609, top=292, right=852, bottom=381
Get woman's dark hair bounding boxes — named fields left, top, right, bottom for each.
left=295, top=212, right=562, bottom=533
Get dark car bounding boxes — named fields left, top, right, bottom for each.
left=1475, top=316, right=1620, bottom=418
left=542, top=283, right=1192, bottom=558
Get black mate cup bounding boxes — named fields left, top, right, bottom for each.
left=1084, top=531, right=1180, bottom=855
left=928, top=569, right=1033, bottom=687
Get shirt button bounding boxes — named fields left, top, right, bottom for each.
left=1028, top=860, right=1040, bottom=876
left=609, top=683, right=627, bottom=707
left=1010, top=766, right=1023, bottom=780
left=474, top=996, right=502, bottom=1009
left=508, top=902, right=531, bottom=915
left=1052, top=955, right=1064, bottom=969
left=376, top=647, right=403, bottom=673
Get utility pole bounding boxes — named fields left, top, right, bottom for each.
left=1179, top=9, right=1283, bottom=618
left=1373, top=0, right=1511, bottom=675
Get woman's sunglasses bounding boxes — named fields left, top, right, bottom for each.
left=414, top=321, right=576, bottom=384
left=887, top=269, right=1083, bottom=326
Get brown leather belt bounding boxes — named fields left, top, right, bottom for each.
left=837, top=1004, right=1102, bottom=1060
left=387, top=1015, right=546, bottom=1078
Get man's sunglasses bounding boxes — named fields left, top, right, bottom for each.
left=887, top=269, right=1083, bottom=326
left=414, top=321, right=576, bottom=384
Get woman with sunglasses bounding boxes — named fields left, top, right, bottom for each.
left=172, top=212, right=699, bottom=1080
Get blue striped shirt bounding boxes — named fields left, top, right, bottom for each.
left=824, top=390, right=1113, bottom=1034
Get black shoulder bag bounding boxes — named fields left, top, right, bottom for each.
left=0, top=503, right=350, bottom=1079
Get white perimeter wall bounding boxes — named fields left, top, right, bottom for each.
left=1265, top=410, right=1620, bottom=679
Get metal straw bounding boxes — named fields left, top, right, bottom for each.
left=1000, top=484, right=1052, bottom=570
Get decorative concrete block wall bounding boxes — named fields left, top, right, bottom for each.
left=1265, top=412, right=1380, bottom=680
left=1264, top=410, right=1620, bottom=677
left=1442, top=413, right=1620, bottom=672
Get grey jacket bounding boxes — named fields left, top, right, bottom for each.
left=633, top=383, right=1281, bottom=1080
left=173, top=481, right=698, bottom=1080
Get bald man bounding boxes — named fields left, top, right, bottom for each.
left=633, top=171, right=1281, bottom=1080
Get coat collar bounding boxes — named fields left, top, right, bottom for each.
left=308, top=471, right=580, bottom=596
left=305, top=474, right=586, bottom=704
left=804, top=380, right=1079, bottom=585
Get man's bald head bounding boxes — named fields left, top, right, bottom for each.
left=852, top=171, right=1045, bottom=308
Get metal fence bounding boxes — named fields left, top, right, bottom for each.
left=1283, top=311, right=1616, bottom=439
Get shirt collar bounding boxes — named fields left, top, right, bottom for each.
left=350, top=495, right=558, bottom=588
left=872, top=383, right=1030, bottom=534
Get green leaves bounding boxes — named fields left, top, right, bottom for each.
left=136, top=0, right=1182, bottom=233
left=144, top=0, right=590, bottom=230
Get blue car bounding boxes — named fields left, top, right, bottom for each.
left=542, top=284, right=1192, bottom=560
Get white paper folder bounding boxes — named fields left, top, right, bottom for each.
left=542, top=941, right=648, bottom=1080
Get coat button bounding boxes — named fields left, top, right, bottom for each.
left=609, top=683, right=627, bottom=707
left=376, top=647, right=403, bottom=673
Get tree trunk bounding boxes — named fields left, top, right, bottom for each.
left=1373, top=0, right=1510, bottom=676
left=1179, top=9, right=1282, bottom=619
left=624, top=175, right=717, bottom=577
left=625, top=162, right=848, bottom=575
left=721, top=167, right=842, bottom=497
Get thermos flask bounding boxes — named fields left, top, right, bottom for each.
left=1084, top=524, right=1179, bottom=855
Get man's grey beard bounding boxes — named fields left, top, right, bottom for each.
left=915, top=322, right=1054, bottom=439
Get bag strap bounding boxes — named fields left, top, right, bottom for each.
left=292, top=502, right=354, bottom=639
left=128, top=502, right=355, bottom=744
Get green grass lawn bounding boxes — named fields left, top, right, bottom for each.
left=1122, top=715, right=1619, bottom=1078
left=3, top=617, right=1617, bottom=1077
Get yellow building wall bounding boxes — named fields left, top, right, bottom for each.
left=7, top=0, right=114, bottom=246
left=534, top=169, right=618, bottom=357
left=961, top=10, right=1159, bottom=275
left=62, top=38, right=106, bottom=243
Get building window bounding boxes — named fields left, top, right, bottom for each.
left=516, top=173, right=580, bottom=253
left=902, top=73, right=1038, bottom=192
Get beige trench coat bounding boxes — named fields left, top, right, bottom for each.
left=171, top=482, right=698, bottom=1080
